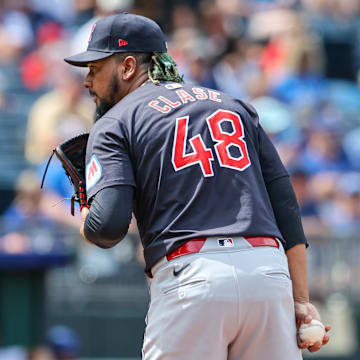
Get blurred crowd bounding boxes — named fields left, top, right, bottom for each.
left=1, top=0, right=360, bottom=356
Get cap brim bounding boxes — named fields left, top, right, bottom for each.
left=64, top=50, right=114, bottom=67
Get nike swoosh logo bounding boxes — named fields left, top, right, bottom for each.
left=173, top=263, right=190, bottom=276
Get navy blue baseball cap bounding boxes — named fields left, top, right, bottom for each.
left=64, top=13, right=167, bottom=67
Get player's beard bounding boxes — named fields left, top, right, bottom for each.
left=93, top=72, right=120, bottom=122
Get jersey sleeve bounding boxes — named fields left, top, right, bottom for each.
left=85, top=116, right=136, bottom=201
left=258, top=124, right=289, bottom=184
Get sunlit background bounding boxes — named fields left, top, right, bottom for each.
left=1, top=0, right=360, bottom=359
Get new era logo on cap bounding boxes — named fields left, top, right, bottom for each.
left=118, top=39, right=128, bottom=47
left=217, top=238, right=234, bottom=247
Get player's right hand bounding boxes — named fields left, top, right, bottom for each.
left=294, top=301, right=331, bottom=352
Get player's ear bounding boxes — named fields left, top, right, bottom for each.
left=120, top=56, right=137, bottom=81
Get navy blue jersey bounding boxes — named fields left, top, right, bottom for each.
left=85, top=81, right=289, bottom=271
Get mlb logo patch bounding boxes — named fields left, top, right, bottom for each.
left=217, top=238, right=234, bottom=247
left=86, top=155, right=102, bottom=191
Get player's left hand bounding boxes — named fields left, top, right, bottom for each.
left=294, top=301, right=331, bottom=352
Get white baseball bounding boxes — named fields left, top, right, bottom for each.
left=299, top=319, right=325, bottom=345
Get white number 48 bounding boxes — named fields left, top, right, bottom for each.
left=172, top=109, right=251, bottom=177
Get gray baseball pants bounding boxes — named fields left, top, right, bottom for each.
left=142, top=236, right=303, bottom=360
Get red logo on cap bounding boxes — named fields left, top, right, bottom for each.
left=118, top=39, right=128, bottom=47
left=88, top=23, right=96, bottom=44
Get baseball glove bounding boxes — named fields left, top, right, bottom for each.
left=41, top=133, right=90, bottom=215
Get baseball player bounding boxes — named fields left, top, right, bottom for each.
left=64, top=13, right=330, bottom=359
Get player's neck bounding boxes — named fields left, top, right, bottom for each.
left=127, top=71, right=150, bottom=95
